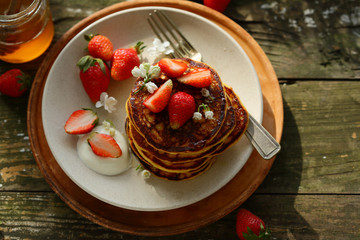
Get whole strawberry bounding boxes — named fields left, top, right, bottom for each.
left=77, top=55, right=110, bottom=103
left=236, top=209, right=270, bottom=240
left=111, top=41, right=145, bottom=81
left=0, top=69, right=31, bottom=97
left=168, top=91, right=196, bottom=130
left=85, top=34, right=113, bottom=61
left=203, top=0, right=231, bottom=12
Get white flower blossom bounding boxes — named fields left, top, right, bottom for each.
left=108, top=127, right=115, bottom=136
left=193, top=112, right=202, bottom=120
left=132, top=63, right=161, bottom=94
left=131, top=65, right=147, bottom=78
left=201, top=88, right=210, bottom=97
left=205, top=110, right=214, bottom=120
left=101, top=120, right=115, bottom=136
left=149, top=65, right=161, bottom=79
left=102, top=120, right=111, bottom=130
left=147, top=38, right=174, bottom=56
left=141, top=169, right=151, bottom=179
left=145, top=82, right=158, bottom=94
left=95, top=92, right=118, bottom=113
left=132, top=63, right=161, bottom=80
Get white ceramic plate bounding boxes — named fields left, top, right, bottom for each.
left=42, top=6, right=262, bottom=211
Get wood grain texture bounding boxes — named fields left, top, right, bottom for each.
left=227, top=0, right=360, bottom=79
left=258, top=81, right=360, bottom=194
left=0, top=192, right=359, bottom=239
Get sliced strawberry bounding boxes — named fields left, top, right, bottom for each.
left=177, top=68, right=212, bottom=88
left=168, top=91, right=196, bottom=130
left=158, top=58, right=188, bottom=78
left=87, top=132, right=122, bottom=158
left=64, top=109, right=99, bottom=134
left=143, top=79, right=173, bottom=113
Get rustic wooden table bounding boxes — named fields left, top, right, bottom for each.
left=0, top=0, right=359, bottom=239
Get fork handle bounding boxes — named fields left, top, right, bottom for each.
left=245, top=114, right=281, bottom=159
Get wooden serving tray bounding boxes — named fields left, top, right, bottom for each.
left=27, top=0, right=283, bottom=236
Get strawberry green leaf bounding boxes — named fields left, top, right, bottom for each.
left=95, top=58, right=106, bottom=75
left=84, top=34, right=98, bottom=42
left=17, top=71, right=32, bottom=90
left=133, top=41, right=146, bottom=54
left=242, top=224, right=271, bottom=240
left=77, top=56, right=107, bottom=74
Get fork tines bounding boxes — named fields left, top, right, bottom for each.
left=147, top=10, right=196, bottom=59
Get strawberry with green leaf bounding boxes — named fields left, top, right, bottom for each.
left=111, top=41, right=145, bottom=81
left=0, top=69, right=31, bottom=97
left=77, top=55, right=110, bottom=103
left=236, top=209, right=271, bottom=240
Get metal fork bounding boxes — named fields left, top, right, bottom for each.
left=148, top=10, right=281, bottom=160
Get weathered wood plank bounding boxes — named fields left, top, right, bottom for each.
left=0, top=192, right=359, bottom=239
left=259, top=81, right=360, bottom=193
left=258, top=80, right=360, bottom=194
left=0, top=96, right=50, bottom=191
left=227, top=0, right=360, bottom=78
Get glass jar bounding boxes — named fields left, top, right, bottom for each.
left=0, top=0, right=54, bottom=63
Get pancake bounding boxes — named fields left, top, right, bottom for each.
left=127, top=58, right=227, bottom=153
left=127, top=127, right=214, bottom=181
left=125, top=58, right=249, bottom=181
left=213, top=85, right=249, bottom=155
left=126, top=93, right=234, bottom=161
left=126, top=119, right=211, bottom=173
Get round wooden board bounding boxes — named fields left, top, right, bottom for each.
left=27, top=0, right=283, bottom=236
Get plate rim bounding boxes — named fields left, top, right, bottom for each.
left=27, top=0, right=283, bottom=236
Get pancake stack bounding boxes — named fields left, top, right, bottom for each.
left=125, top=58, right=248, bottom=180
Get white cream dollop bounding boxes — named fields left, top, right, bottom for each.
left=77, top=123, right=131, bottom=175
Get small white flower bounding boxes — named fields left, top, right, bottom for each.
left=193, top=112, right=203, bottom=120
left=95, top=92, right=118, bottom=113
left=201, top=88, right=210, bottom=97
left=109, top=128, right=116, bottom=136
left=132, top=63, right=161, bottom=80
left=102, top=120, right=111, bottom=130
left=132, top=65, right=147, bottom=78
left=205, top=110, right=214, bottom=120
left=149, top=65, right=161, bottom=79
left=147, top=38, right=174, bottom=56
left=141, top=169, right=151, bottom=179
left=145, top=82, right=158, bottom=94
